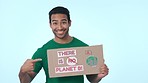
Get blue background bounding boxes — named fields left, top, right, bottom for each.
left=0, top=0, right=148, bottom=83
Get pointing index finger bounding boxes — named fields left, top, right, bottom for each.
left=32, top=58, right=42, bottom=63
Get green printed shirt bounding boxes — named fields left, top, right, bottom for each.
left=32, top=37, right=88, bottom=83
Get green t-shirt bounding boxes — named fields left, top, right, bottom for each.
left=32, top=37, right=88, bottom=83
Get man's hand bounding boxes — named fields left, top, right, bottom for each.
left=19, top=59, right=42, bottom=83
left=98, top=64, right=109, bottom=78
left=20, top=59, right=42, bottom=73
left=86, top=64, right=109, bottom=83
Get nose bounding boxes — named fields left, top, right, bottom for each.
left=57, top=23, right=63, bottom=30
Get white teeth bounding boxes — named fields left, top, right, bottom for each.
left=57, top=31, right=64, bottom=34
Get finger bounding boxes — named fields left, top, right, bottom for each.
left=32, top=58, right=42, bottom=63
left=100, top=65, right=109, bottom=73
left=101, top=64, right=109, bottom=71
left=101, top=64, right=107, bottom=68
left=30, top=67, right=34, bottom=71
left=100, top=69, right=105, bottom=74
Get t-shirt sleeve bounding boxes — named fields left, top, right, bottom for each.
left=32, top=48, right=43, bottom=73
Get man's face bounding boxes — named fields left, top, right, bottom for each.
left=50, top=14, right=71, bottom=39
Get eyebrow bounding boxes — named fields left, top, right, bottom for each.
left=51, top=20, right=58, bottom=22
left=51, top=19, right=68, bottom=22
left=61, top=19, right=68, bottom=21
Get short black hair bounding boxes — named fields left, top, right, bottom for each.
left=49, top=6, right=71, bottom=23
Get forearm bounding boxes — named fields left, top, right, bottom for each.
left=19, top=59, right=40, bottom=83
left=86, top=74, right=102, bottom=83
left=19, top=71, right=32, bottom=83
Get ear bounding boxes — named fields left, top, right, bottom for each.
left=69, top=20, right=72, bottom=27
left=49, top=22, right=52, bottom=28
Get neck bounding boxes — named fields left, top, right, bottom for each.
left=54, top=35, right=73, bottom=44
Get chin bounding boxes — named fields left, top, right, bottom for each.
left=54, top=34, right=64, bottom=38
left=56, top=34, right=69, bottom=39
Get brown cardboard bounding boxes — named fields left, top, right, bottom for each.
left=47, top=45, right=104, bottom=78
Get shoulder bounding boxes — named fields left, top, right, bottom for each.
left=72, top=37, right=89, bottom=46
left=37, top=38, right=59, bottom=50
left=32, top=39, right=54, bottom=59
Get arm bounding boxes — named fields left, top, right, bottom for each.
left=18, top=59, right=42, bottom=83
left=86, top=74, right=101, bottom=83
left=19, top=71, right=37, bottom=83
left=86, top=64, right=109, bottom=83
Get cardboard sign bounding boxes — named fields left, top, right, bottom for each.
left=47, top=45, right=104, bottom=78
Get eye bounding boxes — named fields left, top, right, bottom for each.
left=52, top=22, right=58, bottom=25
left=62, top=21, right=67, bottom=24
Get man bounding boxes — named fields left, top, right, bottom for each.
left=19, top=6, right=109, bottom=83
